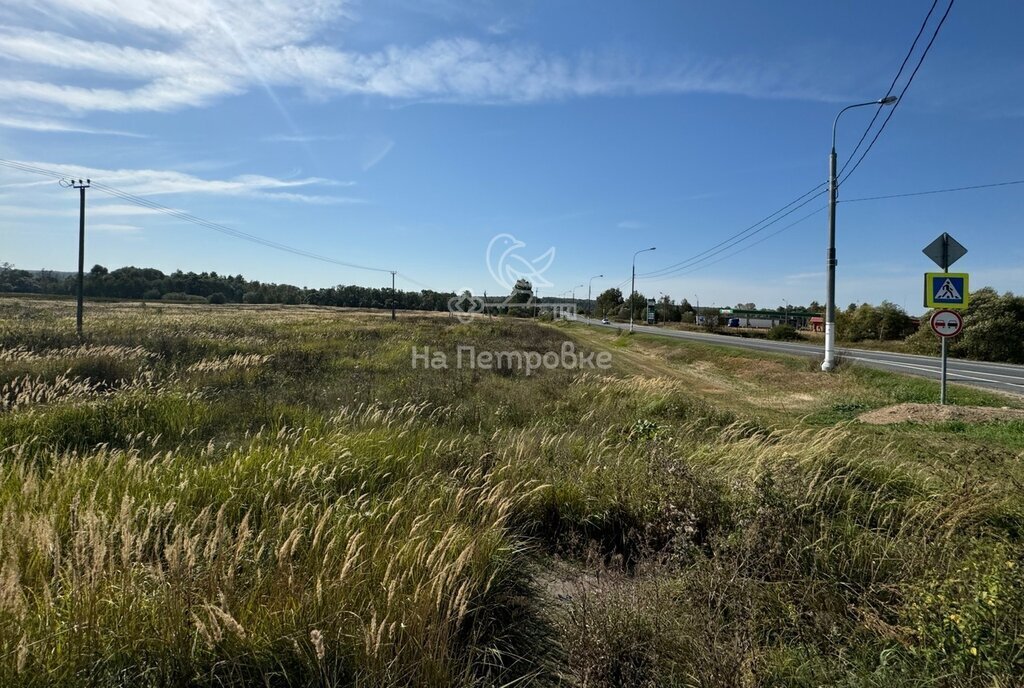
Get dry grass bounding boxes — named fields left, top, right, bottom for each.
left=0, top=299, right=1021, bottom=686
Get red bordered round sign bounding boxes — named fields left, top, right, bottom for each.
left=929, top=309, right=963, bottom=338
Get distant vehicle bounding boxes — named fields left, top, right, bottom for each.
left=601, top=318, right=610, bottom=324
left=727, top=318, right=740, bottom=327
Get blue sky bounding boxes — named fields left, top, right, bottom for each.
left=1, top=0, right=1022, bottom=313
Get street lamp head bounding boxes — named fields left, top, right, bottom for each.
left=649, top=246, right=657, bottom=251
left=878, top=95, right=898, bottom=106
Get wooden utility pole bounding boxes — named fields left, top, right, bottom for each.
left=71, top=179, right=91, bottom=337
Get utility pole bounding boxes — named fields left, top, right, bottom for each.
left=390, top=271, right=396, bottom=320
left=822, top=96, right=896, bottom=371
left=70, top=178, right=91, bottom=338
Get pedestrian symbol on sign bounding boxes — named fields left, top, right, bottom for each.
left=935, top=278, right=961, bottom=301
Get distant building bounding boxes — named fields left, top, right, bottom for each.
left=719, top=309, right=819, bottom=329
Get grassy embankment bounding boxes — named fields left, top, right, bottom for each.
left=1, top=298, right=1022, bottom=687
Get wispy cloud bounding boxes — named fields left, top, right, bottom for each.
left=361, top=139, right=395, bottom=171
left=90, top=223, right=142, bottom=233
left=0, top=159, right=361, bottom=204
left=0, top=0, right=845, bottom=114
left=784, top=270, right=825, bottom=281
left=263, top=133, right=348, bottom=143
left=617, top=220, right=645, bottom=230
left=0, top=115, right=145, bottom=137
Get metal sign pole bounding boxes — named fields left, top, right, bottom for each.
left=940, top=336, right=948, bottom=405
left=923, top=232, right=968, bottom=407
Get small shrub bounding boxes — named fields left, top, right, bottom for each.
left=767, top=323, right=800, bottom=341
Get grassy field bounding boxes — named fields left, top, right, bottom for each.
left=1, top=299, right=1022, bottom=687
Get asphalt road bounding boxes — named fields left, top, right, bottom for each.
left=579, top=318, right=1024, bottom=397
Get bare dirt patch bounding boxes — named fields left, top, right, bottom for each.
left=859, top=403, right=1024, bottom=425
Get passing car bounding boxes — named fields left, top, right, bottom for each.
left=601, top=318, right=610, bottom=324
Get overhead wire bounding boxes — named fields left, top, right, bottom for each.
left=839, top=0, right=955, bottom=186
left=645, top=205, right=827, bottom=282
left=837, top=0, right=940, bottom=178
left=634, top=0, right=955, bottom=283
left=0, top=157, right=432, bottom=282
left=842, top=178, right=1024, bottom=203
left=638, top=187, right=827, bottom=280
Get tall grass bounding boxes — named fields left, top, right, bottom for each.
left=0, top=299, right=1021, bottom=686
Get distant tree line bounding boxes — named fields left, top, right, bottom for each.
left=0, top=263, right=455, bottom=311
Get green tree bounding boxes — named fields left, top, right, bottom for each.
left=954, top=288, right=1024, bottom=362
left=595, top=288, right=624, bottom=319
left=837, top=301, right=915, bottom=341
left=658, top=295, right=681, bottom=322
left=507, top=278, right=533, bottom=317
left=627, top=291, right=648, bottom=321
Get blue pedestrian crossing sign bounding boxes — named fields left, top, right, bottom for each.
left=924, top=272, right=969, bottom=309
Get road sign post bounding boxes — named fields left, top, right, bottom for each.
left=929, top=309, right=963, bottom=405
left=923, top=233, right=968, bottom=405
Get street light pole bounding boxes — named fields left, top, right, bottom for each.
left=587, top=274, right=603, bottom=318
left=822, top=96, right=897, bottom=372
left=571, top=283, right=584, bottom=318
left=629, top=247, right=656, bottom=333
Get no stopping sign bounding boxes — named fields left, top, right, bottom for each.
left=930, top=309, right=963, bottom=338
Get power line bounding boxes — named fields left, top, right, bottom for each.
left=628, top=174, right=1021, bottom=287
left=642, top=205, right=827, bottom=282
left=841, top=178, right=1024, bottom=202
left=636, top=0, right=954, bottom=283
left=839, top=0, right=955, bottom=186
left=837, top=0, right=940, bottom=178
left=639, top=186, right=826, bottom=279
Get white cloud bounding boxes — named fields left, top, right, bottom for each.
left=0, top=160, right=360, bottom=204
left=90, top=223, right=142, bottom=232
left=0, top=0, right=844, bottom=114
left=0, top=114, right=144, bottom=137
left=263, top=133, right=347, bottom=143
left=361, top=139, right=395, bottom=171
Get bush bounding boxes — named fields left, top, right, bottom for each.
left=162, top=292, right=206, bottom=303
left=207, top=292, right=227, bottom=305
left=837, top=301, right=916, bottom=341
left=767, top=324, right=800, bottom=341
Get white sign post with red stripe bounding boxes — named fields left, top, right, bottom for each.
left=930, top=309, right=963, bottom=405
